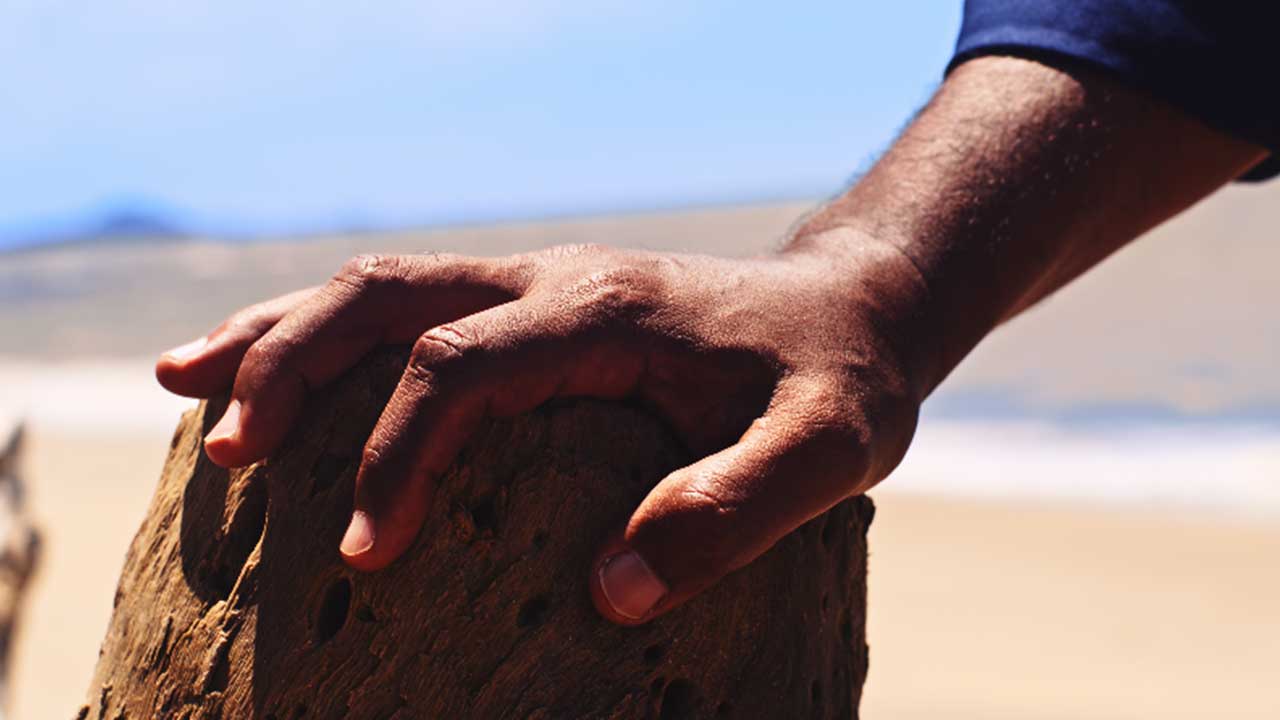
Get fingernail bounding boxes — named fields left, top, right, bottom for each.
left=164, top=337, right=208, bottom=362
left=598, top=550, right=668, bottom=620
left=206, top=400, right=241, bottom=443
left=341, top=511, right=375, bottom=556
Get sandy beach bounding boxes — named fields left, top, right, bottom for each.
left=862, top=496, right=1280, bottom=720
left=2, top=187, right=1278, bottom=717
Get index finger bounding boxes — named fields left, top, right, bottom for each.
left=203, top=253, right=530, bottom=468
left=155, top=287, right=318, bottom=398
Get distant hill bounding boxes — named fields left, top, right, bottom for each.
left=86, top=207, right=186, bottom=240
left=0, top=200, right=190, bottom=254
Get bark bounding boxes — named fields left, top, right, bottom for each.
left=81, top=350, right=872, bottom=720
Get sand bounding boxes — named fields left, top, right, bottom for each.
left=11, top=429, right=165, bottom=720
left=7, top=423, right=1278, bottom=719
left=862, top=496, right=1280, bottom=720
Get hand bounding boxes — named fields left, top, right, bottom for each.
left=156, top=240, right=925, bottom=625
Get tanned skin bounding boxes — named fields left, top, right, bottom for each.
left=157, top=56, right=1265, bottom=625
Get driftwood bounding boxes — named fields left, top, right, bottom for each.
left=0, top=419, right=39, bottom=715
left=81, top=350, right=872, bottom=719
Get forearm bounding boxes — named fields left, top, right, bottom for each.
left=789, top=55, right=1266, bottom=397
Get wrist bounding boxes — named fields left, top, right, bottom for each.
left=779, top=223, right=949, bottom=402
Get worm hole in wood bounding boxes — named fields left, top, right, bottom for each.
left=659, top=678, right=699, bottom=720
left=314, top=577, right=352, bottom=644
left=516, top=593, right=551, bottom=629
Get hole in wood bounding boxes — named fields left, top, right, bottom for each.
left=516, top=594, right=551, bottom=629
left=532, top=529, right=549, bottom=550
left=643, top=642, right=666, bottom=665
left=470, top=497, right=498, bottom=533
left=716, top=701, right=733, bottom=717
left=314, top=577, right=352, bottom=644
left=659, top=678, right=699, bottom=720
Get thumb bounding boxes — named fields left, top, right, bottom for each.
left=589, top=390, right=871, bottom=626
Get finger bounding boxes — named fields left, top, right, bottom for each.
left=155, top=287, right=316, bottom=398
left=340, top=296, right=646, bottom=571
left=204, top=254, right=528, bottom=468
left=590, top=378, right=871, bottom=625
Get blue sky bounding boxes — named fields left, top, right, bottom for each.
left=0, top=2, right=961, bottom=245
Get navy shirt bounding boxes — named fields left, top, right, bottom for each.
left=950, top=1, right=1280, bottom=180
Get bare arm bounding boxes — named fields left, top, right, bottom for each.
left=156, top=54, right=1265, bottom=626
left=793, top=55, right=1265, bottom=396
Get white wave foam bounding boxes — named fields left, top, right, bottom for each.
left=890, top=419, right=1280, bottom=521
left=4, top=358, right=1278, bottom=520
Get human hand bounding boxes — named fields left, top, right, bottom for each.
left=156, top=240, right=925, bottom=625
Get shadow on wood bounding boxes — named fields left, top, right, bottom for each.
left=81, top=349, right=872, bottom=719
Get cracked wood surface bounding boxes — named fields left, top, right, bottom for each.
left=81, top=349, right=871, bottom=719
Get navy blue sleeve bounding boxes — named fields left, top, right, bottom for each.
left=950, top=1, right=1280, bottom=181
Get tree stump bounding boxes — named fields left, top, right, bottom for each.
left=81, top=350, right=873, bottom=719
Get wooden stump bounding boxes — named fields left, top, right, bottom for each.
left=81, top=350, right=872, bottom=719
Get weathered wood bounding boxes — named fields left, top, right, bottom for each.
left=0, top=419, right=39, bottom=716
left=82, top=350, right=872, bottom=719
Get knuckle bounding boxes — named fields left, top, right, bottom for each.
left=222, top=305, right=270, bottom=335
left=234, top=338, right=294, bottom=392
left=567, top=264, right=663, bottom=322
left=800, top=421, right=872, bottom=474
left=800, top=397, right=874, bottom=459
left=360, top=443, right=385, bottom=472
left=790, top=377, right=918, bottom=489
left=334, top=253, right=403, bottom=291
left=406, top=325, right=474, bottom=382
left=668, top=478, right=754, bottom=570
left=418, top=324, right=473, bottom=356
left=356, top=442, right=400, bottom=504
left=526, top=244, right=611, bottom=284
left=677, top=482, right=739, bottom=523
left=239, top=338, right=279, bottom=374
